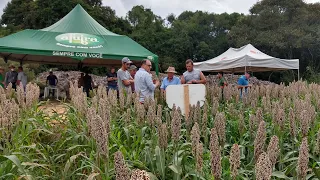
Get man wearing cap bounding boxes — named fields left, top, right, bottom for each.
left=135, top=59, right=160, bottom=103
left=117, top=57, right=134, bottom=93
left=128, top=65, right=137, bottom=93
left=160, top=66, right=181, bottom=94
left=5, top=65, right=18, bottom=90
left=181, top=59, right=206, bottom=84
left=0, top=66, right=5, bottom=88
left=237, top=72, right=252, bottom=98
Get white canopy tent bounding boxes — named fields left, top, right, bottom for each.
left=194, top=44, right=300, bottom=78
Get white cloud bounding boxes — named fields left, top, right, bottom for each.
left=102, top=0, right=320, bottom=18
left=0, top=0, right=10, bottom=17
left=0, top=0, right=320, bottom=19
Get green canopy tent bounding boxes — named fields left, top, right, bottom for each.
left=0, top=4, right=159, bottom=73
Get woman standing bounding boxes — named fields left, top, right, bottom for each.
left=0, top=66, right=5, bottom=88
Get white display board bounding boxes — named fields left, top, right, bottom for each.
left=166, top=84, right=206, bottom=116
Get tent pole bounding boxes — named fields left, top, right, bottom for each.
left=154, top=56, right=159, bottom=76
left=77, top=62, right=83, bottom=70
left=298, top=68, right=300, bottom=81
left=3, top=53, right=12, bottom=63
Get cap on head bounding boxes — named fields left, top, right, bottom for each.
left=122, top=57, right=132, bottom=64
left=9, top=64, right=15, bottom=68
left=129, top=65, right=137, bottom=71
left=165, top=66, right=177, bottom=74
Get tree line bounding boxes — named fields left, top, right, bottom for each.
left=1, top=0, right=320, bottom=83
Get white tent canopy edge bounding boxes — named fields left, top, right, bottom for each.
left=194, top=44, right=300, bottom=78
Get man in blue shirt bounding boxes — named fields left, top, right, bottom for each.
left=238, top=72, right=252, bottom=98
left=160, top=66, right=181, bottom=94
left=135, top=59, right=160, bottom=103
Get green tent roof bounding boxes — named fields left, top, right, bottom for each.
left=0, top=4, right=158, bottom=72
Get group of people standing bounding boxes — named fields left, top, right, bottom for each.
left=107, top=57, right=207, bottom=104
left=0, top=60, right=251, bottom=101
left=108, top=57, right=251, bottom=103
left=0, top=64, right=27, bottom=91
left=216, top=71, right=251, bottom=100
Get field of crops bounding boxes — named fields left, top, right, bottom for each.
left=1, top=81, right=320, bottom=180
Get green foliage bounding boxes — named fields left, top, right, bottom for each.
left=229, top=0, right=320, bottom=80
left=0, top=60, right=36, bottom=82
left=1, top=0, right=320, bottom=82
left=1, top=87, right=320, bottom=179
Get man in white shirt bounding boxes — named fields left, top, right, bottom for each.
left=134, top=59, right=160, bottom=103
left=17, top=66, right=27, bottom=91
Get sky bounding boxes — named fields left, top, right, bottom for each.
left=0, top=0, right=320, bottom=18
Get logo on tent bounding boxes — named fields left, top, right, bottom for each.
left=55, top=33, right=104, bottom=49
left=250, top=50, right=261, bottom=54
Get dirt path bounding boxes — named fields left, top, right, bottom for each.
left=38, top=100, right=68, bottom=126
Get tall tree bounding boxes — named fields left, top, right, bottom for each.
left=229, top=0, right=320, bottom=81
left=1, top=0, right=35, bottom=28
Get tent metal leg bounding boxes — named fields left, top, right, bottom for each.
left=77, top=62, right=83, bottom=70
left=298, top=68, right=300, bottom=80
left=3, top=53, right=12, bottom=63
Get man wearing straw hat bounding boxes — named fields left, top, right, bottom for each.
left=160, top=66, right=181, bottom=94
left=0, top=66, right=5, bottom=88
left=5, top=64, right=18, bottom=90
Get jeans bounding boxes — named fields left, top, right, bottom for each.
left=221, top=88, right=224, bottom=102
left=84, top=87, right=92, bottom=97
left=239, top=88, right=248, bottom=99
left=49, top=89, right=55, bottom=97
left=11, top=82, right=17, bottom=91
left=107, top=85, right=118, bottom=92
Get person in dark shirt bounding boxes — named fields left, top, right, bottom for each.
left=0, top=66, right=5, bottom=88
left=5, top=65, right=18, bottom=90
left=83, top=72, right=94, bottom=97
left=46, top=71, right=58, bottom=86
left=107, top=67, right=118, bottom=92
left=46, top=71, right=58, bottom=97
left=78, top=73, right=84, bottom=88
left=217, top=72, right=227, bottom=102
